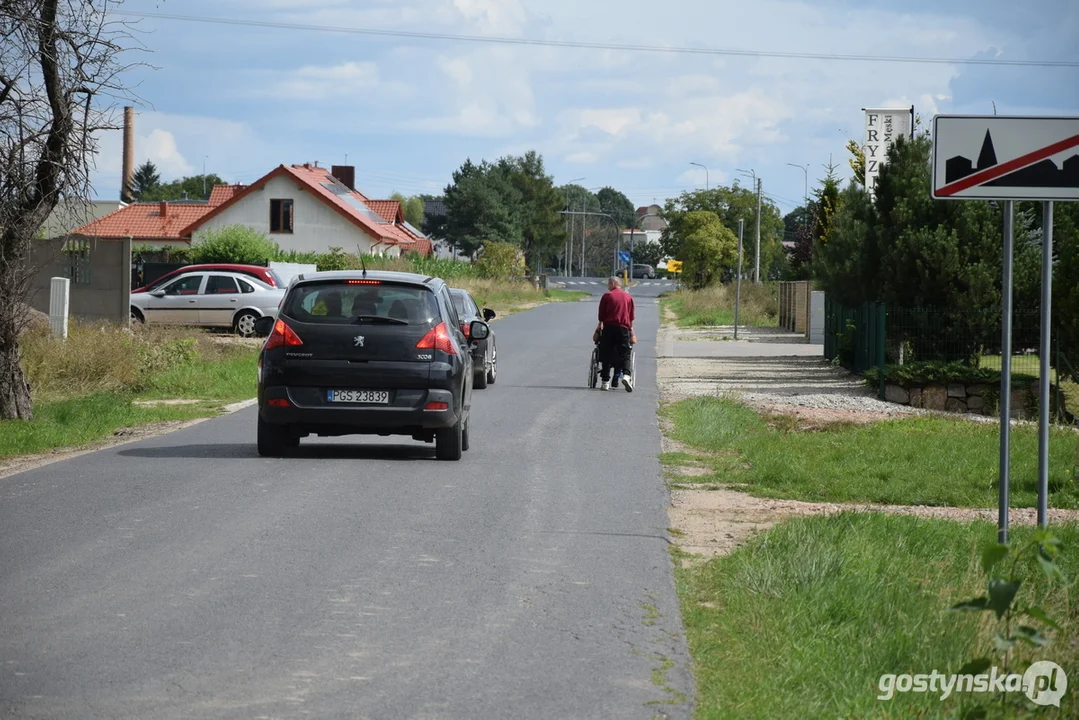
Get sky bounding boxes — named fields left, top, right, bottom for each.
left=90, top=0, right=1079, bottom=218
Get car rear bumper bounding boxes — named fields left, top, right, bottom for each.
left=259, top=386, right=461, bottom=435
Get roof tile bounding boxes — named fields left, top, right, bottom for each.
left=74, top=201, right=213, bottom=240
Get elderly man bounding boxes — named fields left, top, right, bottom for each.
left=594, top=276, right=636, bottom=391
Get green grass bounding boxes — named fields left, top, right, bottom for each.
left=665, top=283, right=779, bottom=327
left=663, top=397, right=1079, bottom=508
left=3, top=336, right=258, bottom=458
left=0, top=394, right=229, bottom=457
left=677, top=513, right=1079, bottom=719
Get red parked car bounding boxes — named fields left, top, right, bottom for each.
left=133, top=264, right=283, bottom=293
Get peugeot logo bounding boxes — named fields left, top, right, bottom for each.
left=354, top=334, right=365, bottom=347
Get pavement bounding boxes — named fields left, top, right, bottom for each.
left=0, top=280, right=693, bottom=720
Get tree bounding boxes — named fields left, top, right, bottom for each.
left=139, top=173, right=225, bottom=202
left=596, top=186, right=634, bottom=230
left=631, top=240, right=664, bottom=268
left=132, top=160, right=160, bottom=199
left=389, top=191, right=426, bottom=227
left=440, top=159, right=521, bottom=258
left=680, top=211, right=738, bottom=290
left=1, top=0, right=137, bottom=420
left=660, top=185, right=785, bottom=279
left=497, top=151, right=565, bottom=272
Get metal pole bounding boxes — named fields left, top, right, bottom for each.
left=735, top=219, right=744, bottom=340
left=754, top=177, right=762, bottom=283
left=999, top=200, right=1015, bottom=544
left=1038, top=201, right=1053, bottom=528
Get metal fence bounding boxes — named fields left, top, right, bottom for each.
left=824, top=298, right=1075, bottom=420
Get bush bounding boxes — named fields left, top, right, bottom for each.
left=864, top=360, right=1037, bottom=388
left=189, top=225, right=279, bottom=265
left=475, top=242, right=525, bottom=280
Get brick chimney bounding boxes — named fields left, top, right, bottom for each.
left=159, top=201, right=168, bottom=218
left=121, top=106, right=135, bottom=203
left=332, top=165, right=356, bottom=192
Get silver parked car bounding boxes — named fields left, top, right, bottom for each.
left=130, top=271, right=285, bottom=336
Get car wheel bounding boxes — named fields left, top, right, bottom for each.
left=486, top=344, right=497, bottom=385
left=435, top=415, right=463, bottom=461
left=234, top=310, right=260, bottom=338
left=130, top=307, right=145, bottom=325
left=257, top=414, right=289, bottom=457
left=474, top=342, right=489, bottom=389
left=462, top=416, right=470, bottom=452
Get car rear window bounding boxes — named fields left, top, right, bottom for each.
left=282, top=281, right=440, bottom=325
left=451, top=293, right=466, bottom=317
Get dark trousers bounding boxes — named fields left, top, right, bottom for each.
left=599, top=325, right=631, bottom=382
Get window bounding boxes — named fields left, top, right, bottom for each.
left=163, top=275, right=204, bottom=296
left=270, top=199, right=294, bottom=233
left=205, top=275, right=240, bottom=294
left=65, top=239, right=91, bottom=285
left=238, top=279, right=256, bottom=294
left=283, top=282, right=439, bottom=325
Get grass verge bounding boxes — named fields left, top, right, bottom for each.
left=665, top=282, right=779, bottom=327
left=662, top=396, right=1079, bottom=508
left=446, top=278, right=588, bottom=314
left=4, top=323, right=258, bottom=458
left=676, top=513, right=1078, bottom=719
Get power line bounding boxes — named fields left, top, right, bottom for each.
left=114, top=11, right=1079, bottom=68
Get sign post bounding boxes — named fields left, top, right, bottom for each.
left=734, top=220, right=744, bottom=340
left=933, top=115, right=1079, bottom=542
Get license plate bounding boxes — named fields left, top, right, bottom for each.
left=327, top=389, right=390, bottom=404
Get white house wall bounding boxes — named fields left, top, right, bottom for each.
left=195, top=175, right=385, bottom=255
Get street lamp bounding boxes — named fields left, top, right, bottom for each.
left=786, top=162, right=809, bottom=227
left=736, top=168, right=761, bottom=283
left=565, top=177, right=586, bottom=276
left=689, top=162, right=709, bottom=191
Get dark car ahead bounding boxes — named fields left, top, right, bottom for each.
left=254, top=270, right=490, bottom=460
left=631, top=263, right=656, bottom=279
left=449, top=288, right=497, bottom=389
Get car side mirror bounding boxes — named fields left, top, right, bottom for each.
left=469, top=320, right=490, bottom=340
left=482, top=308, right=496, bottom=321
left=253, top=316, right=275, bottom=337
left=149, top=290, right=166, bottom=298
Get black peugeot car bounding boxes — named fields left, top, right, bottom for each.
left=448, top=288, right=497, bottom=389
left=253, top=270, right=490, bottom=460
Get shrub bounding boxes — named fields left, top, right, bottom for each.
left=189, top=225, right=279, bottom=264
left=475, top=242, right=525, bottom=280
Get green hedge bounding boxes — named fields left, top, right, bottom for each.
left=863, top=361, right=1037, bottom=388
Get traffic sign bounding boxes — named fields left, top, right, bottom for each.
left=666, top=260, right=682, bottom=273
left=618, top=250, right=631, bottom=264
left=932, top=115, right=1079, bottom=201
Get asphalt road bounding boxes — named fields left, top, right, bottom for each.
left=0, top=280, right=693, bottom=720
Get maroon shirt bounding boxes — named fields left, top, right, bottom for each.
left=598, top=288, right=635, bottom=329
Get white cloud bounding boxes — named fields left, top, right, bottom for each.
left=271, top=61, right=381, bottom=101
left=565, top=151, right=597, bottom=164
left=453, top=0, right=527, bottom=34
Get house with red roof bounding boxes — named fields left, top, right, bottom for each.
left=71, top=163, right=432, bottom=257
left=182, top=163, right=431, bottom=257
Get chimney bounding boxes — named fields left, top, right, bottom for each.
left=159, top=201, right=168, bottom=218
left=332, top=165, right=356, bottom=192
left=121, top=106, right=135, bottom=203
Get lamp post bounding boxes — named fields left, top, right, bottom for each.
left=786, top=163, right=809, bottom=228
left=689, top=162, right=709, bottom=191
left=737, top=168, right=762, bottom=283
left=566, top=177, right=586, bottom=276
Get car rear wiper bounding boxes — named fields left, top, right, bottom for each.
left=353, top=315, right=409, bottom=325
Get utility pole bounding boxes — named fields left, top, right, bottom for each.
left=754, top=177, right=762, bottom=283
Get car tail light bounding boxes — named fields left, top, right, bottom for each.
left=346, top=279, right=381, bottom=285
left=424, top=401, right=449, bottom=411
left=460, top=322, right=471, bottom=340
left=268, top=398, right=290, bottom=407
left=264, top=319, right=303, bottom=350
left=416, top=322, right=456, bottom=355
